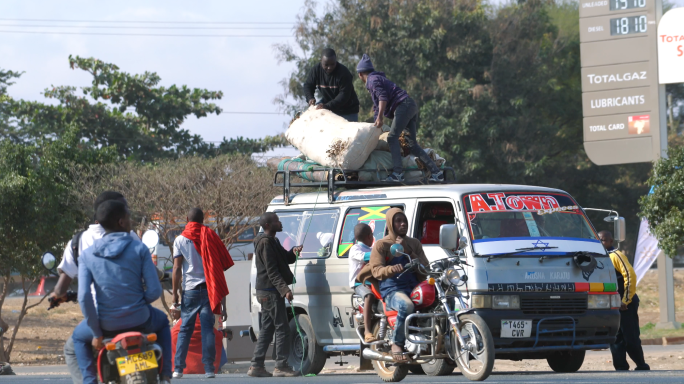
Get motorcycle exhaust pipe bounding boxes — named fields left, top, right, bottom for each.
left=362, top=348, right=396, bottom=362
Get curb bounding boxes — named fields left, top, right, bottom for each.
left=641, top=336, right=684, bottom=346
left=220, top=361, right=275, bottom=374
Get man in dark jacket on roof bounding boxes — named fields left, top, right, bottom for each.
left=303, top=48, right=360, bottom=122
left=248, top=212, right=303, bottom=378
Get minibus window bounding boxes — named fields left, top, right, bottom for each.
left=337, top=206, right=397, bottom=258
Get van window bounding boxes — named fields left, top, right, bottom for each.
left=274, top=209, right=340, bottom=259
left=463, top=192, right=597, bottom=241
left=236, top=227, right=256, bottom=242
left=338, top=206, right=395, bottom=258
left=413, top=202, right=456, bottom=245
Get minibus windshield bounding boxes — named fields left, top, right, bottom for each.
left=463, top=192, right=597, bottom=242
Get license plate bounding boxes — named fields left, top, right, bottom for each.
left=501, top=320, right=532, bottom=338
left=115, top=351, right=158, bottom=376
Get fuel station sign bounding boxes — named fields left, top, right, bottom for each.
left=580, top=0, right=667, bottom=165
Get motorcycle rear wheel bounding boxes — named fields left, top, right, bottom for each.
left=123, top=371, right=148, bottom=384
left=370, top=322, right=409, bottom=382
left=453, top=314, right=494, bottom=381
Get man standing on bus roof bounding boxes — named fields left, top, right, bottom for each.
left=599, top=230, right=650, bottom=371
left=303, top=48, right=360, bottom=122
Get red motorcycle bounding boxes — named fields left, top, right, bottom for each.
left=352, top=244, right=494, bottom=382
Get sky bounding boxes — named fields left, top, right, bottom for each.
left=0, top=0, right=308, bottom=147
left=1, top=0, right=682, bottom=151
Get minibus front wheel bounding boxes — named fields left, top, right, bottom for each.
left=546, top=350, right=586, bottom=373
left=288, top=314, right=327, bottom=375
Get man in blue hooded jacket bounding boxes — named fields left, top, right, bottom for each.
left=72, top=200, right=172, bottom=384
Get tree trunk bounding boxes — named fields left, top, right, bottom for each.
left=0, top=274, right=10, bottom=362
left=3, top=277, right=35, bottom=362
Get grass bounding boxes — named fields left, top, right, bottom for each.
left=640, top=322, right=684, bottom=339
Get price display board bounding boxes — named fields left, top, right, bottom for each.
left=580, top=0, right=666, bottom=165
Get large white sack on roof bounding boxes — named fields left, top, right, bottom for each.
left=286, top=107, right=381, bottom=170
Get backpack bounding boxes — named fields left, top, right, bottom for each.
left=71, top=230, right=86, bottom=266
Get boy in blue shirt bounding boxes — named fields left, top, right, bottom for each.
left=356, top=53, right=444, bottom=183
left=349, top=223, right=377, bottom=343
left=72, top=200, right=172, bottom=384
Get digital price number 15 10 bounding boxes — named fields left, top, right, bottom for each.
left=610, top=0, right=647, bottom=11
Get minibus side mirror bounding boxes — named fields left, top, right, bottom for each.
left=614, top=217, right=626, bottom=243
left=439, top=224, right=459, bottom=250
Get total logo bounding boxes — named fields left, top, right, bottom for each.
left=586, top=71, right=647, bottom=84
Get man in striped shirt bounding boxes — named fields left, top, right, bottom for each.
left=599, top=231, right=650, bottom=371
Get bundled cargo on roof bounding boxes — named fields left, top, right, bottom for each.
left=286, top=107, right=380, bottom=170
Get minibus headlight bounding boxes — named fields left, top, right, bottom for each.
left=471, top=295, right=492, bottom=309
left=610, top=294, right=621, bottom=309
left=588, top=294, right=611, bottom=309
left=492, top=295, right=520, bottom=309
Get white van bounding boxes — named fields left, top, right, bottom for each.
left=248, top=180, right=621, bottom=375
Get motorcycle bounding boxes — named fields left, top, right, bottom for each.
left=352, top=242, right=494, bottom=382
left=42, top=230, right=168, bottom=384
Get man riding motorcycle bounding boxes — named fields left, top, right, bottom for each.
left=71, top=200, right=172, bottom=384
left=50, top=191, right=139, bottom=384
left=360, top=207, right=429, bottom=361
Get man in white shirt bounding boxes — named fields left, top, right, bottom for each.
left=172, top=208, right=228, bottom=379
left=50, top=191, right=139, bottom=384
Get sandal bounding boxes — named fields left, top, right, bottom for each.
left=392, top=351, right=408, bottom=363
left=364, top=333, right=378, bottom=343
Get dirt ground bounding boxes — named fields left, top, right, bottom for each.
left=1, top=294, right=173, bottom=366
left=2, top=270, right=683, bottom=367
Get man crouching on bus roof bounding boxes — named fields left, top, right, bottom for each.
left=366, top=207, right=428, bottom=362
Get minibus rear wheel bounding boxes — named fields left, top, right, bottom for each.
left=546, top=350, right=586, bottom=373
left=288, top=314, right=327, bottom=375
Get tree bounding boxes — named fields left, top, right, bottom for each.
left=275, top=0, right=652, bottom=254
left=10, top=56, right=223, bottom=161
left=0, top=132, right=114, bottom=362
left=639, top=145, right=684, bottom=258
left=69, top=154, right=277, bottom=315
left=0, top=69, right=23, bottom=142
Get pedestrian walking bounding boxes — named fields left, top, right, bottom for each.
left=599, top=230, right=650, bottom=371
left=247, top=212, right=302, bottom=378
left=172, top=208, right=234, bottom=379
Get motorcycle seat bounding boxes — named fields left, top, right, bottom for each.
left=382, top=301, right=398, bottom=317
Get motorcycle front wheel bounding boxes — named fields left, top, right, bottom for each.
left=453, top=314, right=494, bottom=381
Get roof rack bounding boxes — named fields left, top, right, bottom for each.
left=273, top=167, right=458, bottom=205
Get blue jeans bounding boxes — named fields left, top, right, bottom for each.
left=387, top=97, right=440, bottom=175
left=385, top=291, right=414, bottom=346
left=174, top=289, right=216, bottom=374
left=72, top=306, right=172, bottom=384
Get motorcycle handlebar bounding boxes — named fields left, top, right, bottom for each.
left=48, top=290, right=77, bottom=310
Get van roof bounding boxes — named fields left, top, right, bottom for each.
left=270, top=183, right=568, bottom=206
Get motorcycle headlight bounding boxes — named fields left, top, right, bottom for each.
left=588, top=294, right=611, bottom=309
left=492, top=295, right=520, bottom=309
left=445, top=268, right=461, bottom=285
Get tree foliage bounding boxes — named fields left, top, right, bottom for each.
left=275, top=0, right=653, bottom=253
left=0, top=131, right=115, bottom=362
left=639, top=146, right=684, bottom=258
left=8, top=57, right=286, bottom=161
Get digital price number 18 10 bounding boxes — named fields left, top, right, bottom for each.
left=610, top=15, right=648, bottom=35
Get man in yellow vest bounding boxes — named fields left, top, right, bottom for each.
left=599, top=230, right=650, bottom=371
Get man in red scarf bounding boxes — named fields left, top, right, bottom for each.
left=172, top=208, right=233, bottom=379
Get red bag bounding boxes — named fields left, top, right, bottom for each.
left=171, top=315, right=223, bottom=374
